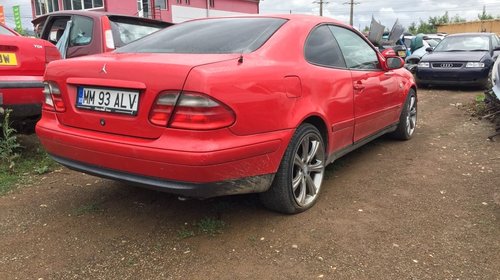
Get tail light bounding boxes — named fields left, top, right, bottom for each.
left=101, top=16, right=115, bottom=52
left=42, top=81, right=66, bottom=112
left=149, top=91, right=235, bottom=130
left=149, top=91, right=179, bottom=126
left=45, top=46, right=61, bottom=64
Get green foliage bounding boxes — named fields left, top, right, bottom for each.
left=0, top=115, right=57, bottom=195
left=72, top=203, right=102, bottom=216
left=407, top=11, right=467, bottom=35
left=177, top=228, right=195, bottom=239
left=478, top=6, right=494, bottom=21
left=197, top=217, right=225, bottom=235
left=0, top=110, right=21, bottom=172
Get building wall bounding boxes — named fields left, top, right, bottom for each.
left=104, top=0, right=137, bottom=16
left=155, top=0, right=259, bottom=23
left=31, top=0, right=259, bottom=22
left=438, top=20, right=500, bottom=35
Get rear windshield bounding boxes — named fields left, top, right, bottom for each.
left=0, top=25, right=15, bottom=36
left=109, top=17, right=169, bottom=48
left=117, top=18, right=287, bottom=54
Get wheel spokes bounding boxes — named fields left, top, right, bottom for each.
left=292, top=133, right=326, bottom=207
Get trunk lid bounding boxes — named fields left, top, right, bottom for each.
left=0, top=35, right=47, bottom=76
left=46, top=53, right=239, bottom=139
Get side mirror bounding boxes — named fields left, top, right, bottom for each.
left=426, top=47, right=433, bottom=52
left=386, top=57, right=405, bottom=70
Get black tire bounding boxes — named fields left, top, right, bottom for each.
left=260, top=123, right=326, bottom=214
left=391, top=89, right=417, bottom=140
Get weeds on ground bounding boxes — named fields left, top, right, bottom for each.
left=177, top=216, right=226, bottom=239
left=0, top=111, right=57, bottom=195
left=196, top=217, right=225, bottom=236
left=72, top=203, right=102, bottom=216
left=468, top=93, right=488, bottom=116
left=0, top=110, right=20, bottom=172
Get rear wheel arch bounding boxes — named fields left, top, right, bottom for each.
left=301, top=115, right=329, bottom=153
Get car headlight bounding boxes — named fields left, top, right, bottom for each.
left=465, top=62, right=485, bottom=68
left=418, top=62, right=430, bottom=68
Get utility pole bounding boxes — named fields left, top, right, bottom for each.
left=313, top=0, right=329, bottom=16
left=343, top=0, right=360, bottom=26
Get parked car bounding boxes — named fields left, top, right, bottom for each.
left=404, top=34, right=440, bottom=72
left=416, top=33, right=500, bottom=88
left=0, top=22, right=61, bottom=130
left=33, top=11, right=172, bottom=58
left=36, top=15, right=417, bottom=214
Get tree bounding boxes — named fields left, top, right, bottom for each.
left=408, top=22, right=417, bottom=35
left=451, top=14, right=466, bottom=23
left=478, top=5, right=494, bottom=21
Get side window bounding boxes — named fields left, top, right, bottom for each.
left=69, top=15, right=93, bottom=47
left=329, top=26, right=381, bottom=70
left=44, top=17, right=71, bottom=44
left=304, top=25, right=346, bottom=68
left=492, top=35, right=500, bottom=49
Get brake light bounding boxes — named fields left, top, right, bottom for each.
left=101, top=16, right=115, bottom=52
left=44, top=46, right=61, bottom=64
left=170, top=92, right=235, bottom=130
left=42, top=81, right=65, bottom=112
left=149, top=91, right=179, bottom=126
left=149, top=91, right=235, bottom=130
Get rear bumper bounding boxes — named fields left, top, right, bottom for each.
left=0, top=77, right=44, bottom=119
left=50, top=154, right=275, bottom=198
left=36, top=112, right=292, bottom=198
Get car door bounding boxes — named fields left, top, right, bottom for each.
left=330, top=26, right=400, bottom=142
left=303, top=25, right=354, bottom=153
left=39, top=14, right=98, bottom=58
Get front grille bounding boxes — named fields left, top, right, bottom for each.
left=432, top=62, right=464, bottom=68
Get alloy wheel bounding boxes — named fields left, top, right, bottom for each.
left=291, top=134, right=325, bottom=207
left=406, top=95, right=417, bottom=136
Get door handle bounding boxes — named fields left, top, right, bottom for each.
left=384, top=72, right=395, bottom=76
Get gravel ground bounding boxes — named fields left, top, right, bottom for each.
left=0, top=88, right=499, bottom=280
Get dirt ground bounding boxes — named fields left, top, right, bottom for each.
left=0, top=88, right=499, bottom=280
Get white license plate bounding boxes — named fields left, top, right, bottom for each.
left=76, top=87, right=139, bottom=115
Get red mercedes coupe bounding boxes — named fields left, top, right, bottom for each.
left=0, top=23, right=60, bottom=129
left=36, top=15, right=417, bottom=213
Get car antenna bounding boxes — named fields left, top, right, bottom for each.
left=238, top=54, right=244, bottom=64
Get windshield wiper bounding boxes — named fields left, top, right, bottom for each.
left=442, top=50, right=467, bottom=52
left=468, top=49, right=489, bottom=52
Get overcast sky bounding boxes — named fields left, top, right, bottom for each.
left=1, top=0, right=500, bottom=31
left=260, top=0, right=500, bottom=30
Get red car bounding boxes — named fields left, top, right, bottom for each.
left=0, top=23, right=60, bottom=128
left=33, top=11, right=172, bottom=59
left=37, top=15, right=417, bottom=213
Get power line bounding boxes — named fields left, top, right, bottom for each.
left=343, top=0, right=360, bottom=26
left=312, top=0, right=329, bottom=16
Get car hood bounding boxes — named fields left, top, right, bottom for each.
left=421, top=51, right=488, bottom=62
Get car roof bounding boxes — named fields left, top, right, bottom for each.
left=184, top=14, right=351, bottom=31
